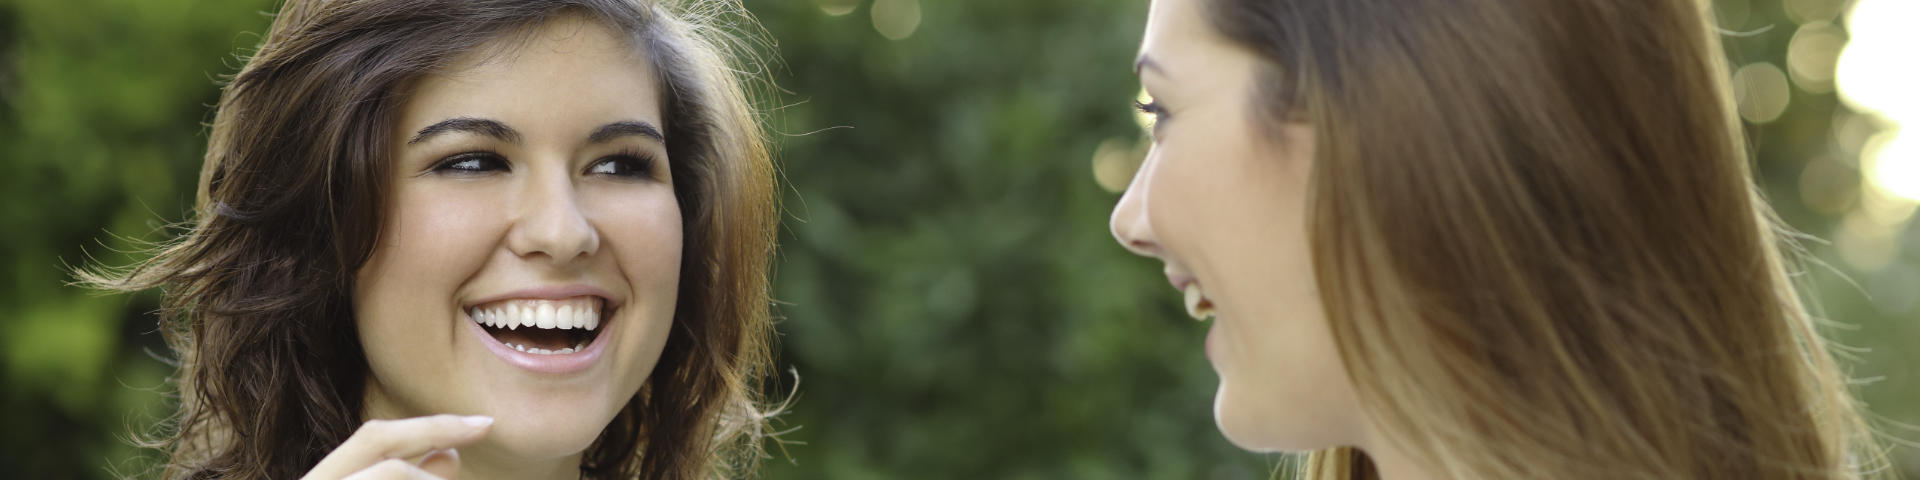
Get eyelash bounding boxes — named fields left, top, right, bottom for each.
left=1134, top=100, right=1161, bottom=116
left=428, top=150, right=659, bottom=179
left=1135, top=100, right=1170, bottom=129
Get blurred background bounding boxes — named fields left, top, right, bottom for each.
left=0, top=0, right=1913, bottom=477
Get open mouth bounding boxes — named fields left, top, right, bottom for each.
left=1183, top=283, right=1215, bottom=321
left=466, top=297, right=611, bottom=355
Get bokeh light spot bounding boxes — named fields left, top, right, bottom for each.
left=814, top=0, right=860, bottom=16
left=1732, top=62, right=1791, bottom=124
left=1092, top=137, right=1147, bottom=194
left=1786, top=21, right=1845, bottom=93
left=1837, top=0, right=1920, bottom=213
left=1785, top=0, right=1845, bottom=24
left=870, top=0, right=921, bottom=41
left=1863, top=130, right=1920, bottom=203
left=1836, top=0, right=1920, bottom=122
left=1832, top=110, right=1882, bottom=159
left=1799, top=155, right=1860, bottom=215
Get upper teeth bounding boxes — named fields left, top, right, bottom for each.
left=468, top=297, right=601, bottom=331
left=1183, top=283, right=1214, bottom=321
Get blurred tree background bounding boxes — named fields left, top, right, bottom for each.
left=0, top=0, right=1913, bottom=478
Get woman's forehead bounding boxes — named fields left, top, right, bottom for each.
left=398, top=16, right=664, bottom=144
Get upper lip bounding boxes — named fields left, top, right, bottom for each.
left=464, top=284, right=622, bottom=310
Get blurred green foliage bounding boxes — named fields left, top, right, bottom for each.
left=1, top=0, right=284, bottom=476
left=0, top=0, right=1911, bottom=478
left=746, top=1, right=1271, bottom=478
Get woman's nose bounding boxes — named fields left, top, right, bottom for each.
left=507, top=169, right=600, bottom=266
left=1110, top=159, right=1160, bottom=258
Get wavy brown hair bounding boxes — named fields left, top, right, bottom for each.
left=1199, top=0, right=1890, bottom=478
left=81, top=0, right=779, bottom=478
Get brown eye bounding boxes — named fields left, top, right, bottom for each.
left=433, top=152, right=510, bottom=174
left=586, top=153, right=657, bottom=179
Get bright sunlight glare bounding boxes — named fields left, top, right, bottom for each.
left=1835, top=0, right=1920, bottom=203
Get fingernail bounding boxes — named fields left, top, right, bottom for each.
left=463, top=415, right=494, bottom=428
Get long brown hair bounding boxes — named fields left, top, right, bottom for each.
left=80, top=0, right=779, bottom=478
left=1200, top=0, right=1888, bottom=478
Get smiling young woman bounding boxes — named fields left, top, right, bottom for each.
left=81, top=1, right=778, bottom=478
left=1112, top=0, right=1890, bottom=479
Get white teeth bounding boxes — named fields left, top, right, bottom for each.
left=1183, top=283, right=1215, bottom=321
left=468, top=297, right=605, bottom=332
left=535, top=304, right=555, bottom=329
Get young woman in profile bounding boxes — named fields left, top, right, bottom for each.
left=1111, top=0, right=1890, bottom=478
left=84, top=0, right=779, bottom=478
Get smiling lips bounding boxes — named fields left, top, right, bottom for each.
left=467, top=297, right=607, bottom=355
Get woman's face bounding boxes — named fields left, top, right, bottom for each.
left=354, top=17, right=679, bottom=461
left=1113, top=0, right=1363, bottom=452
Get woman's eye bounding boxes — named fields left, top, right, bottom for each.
left=1135, top=100, right=1170, bottom=134
left=1134, top=100, right=1166, bottom=119
left=431, top=152, right=509, bottom=174
left=588, top=153, right=657, bottom=179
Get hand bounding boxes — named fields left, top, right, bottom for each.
left=301, top=414, right=495, bottom=480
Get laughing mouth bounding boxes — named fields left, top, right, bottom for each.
left=467, top=297, right=610, bottom=355
left=1183, top=283, right=1215, bottom=321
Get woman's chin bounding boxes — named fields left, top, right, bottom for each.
left=1212, top=382, right=1334, bottom=454
left=484, top=406, right=619, bottom=458
left=1213, top=386, right=1277, bottom=452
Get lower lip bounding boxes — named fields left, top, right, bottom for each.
left=463, top=310, right=613, bottom=375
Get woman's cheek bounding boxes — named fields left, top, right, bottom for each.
left=359, top=185, right=507, bottom=334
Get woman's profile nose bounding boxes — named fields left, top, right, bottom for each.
left=1110, top=167, right=1159, bottom=258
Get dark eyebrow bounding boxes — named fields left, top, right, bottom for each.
left=408, top=117, right=520, bottom=145
left=587, top=120, right=666, bottom=144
